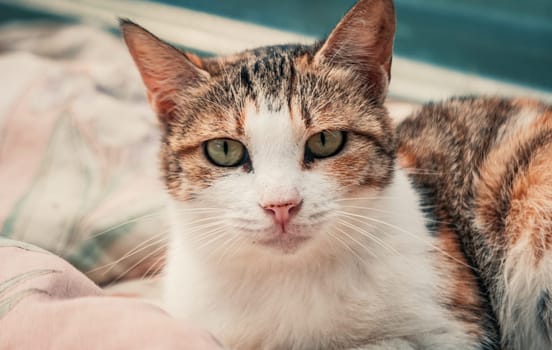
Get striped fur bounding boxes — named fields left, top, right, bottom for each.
left=121, top=0, right=552, bottom=349
left=398, top=97, right=552, bottom=349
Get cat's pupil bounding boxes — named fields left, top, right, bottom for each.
left=320, top=132, right=326, bottom=146
left=223, top=141, right=229, bottom=155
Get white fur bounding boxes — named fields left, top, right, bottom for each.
left=163, top=102, right=476, bottom=349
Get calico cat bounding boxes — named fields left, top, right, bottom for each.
left=121, top=0, right=552, bottom=348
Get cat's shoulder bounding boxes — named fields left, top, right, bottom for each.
left=395, top=96, right=552, bottom=174
left=397, top=96, right=550, bottom=136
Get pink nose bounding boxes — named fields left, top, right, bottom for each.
left=262, top=200, right=301, bottom=228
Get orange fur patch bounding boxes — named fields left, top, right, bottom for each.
left=476, top=109, right=552, bottom=263
left=508, top=143, right=552, bottom=264
left=437, top=226, right=485, bottom=338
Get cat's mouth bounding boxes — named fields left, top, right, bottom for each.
left=256, top=234, right=311, bottom=253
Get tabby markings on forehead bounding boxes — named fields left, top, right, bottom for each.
left=233, top=52, right=304, bottom=121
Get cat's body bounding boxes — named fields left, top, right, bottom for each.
left=398, top=97, right=552, bottom=350
left=121, top=0, right=552, bottom=348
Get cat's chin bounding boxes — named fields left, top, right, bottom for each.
left=255, top=234, right=311, bottom=254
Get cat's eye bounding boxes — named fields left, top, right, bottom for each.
left=306, top=130, right=346, bottom=159
left=205, top=138, right=247, bottom=167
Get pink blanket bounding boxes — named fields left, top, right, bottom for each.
left=0, top=239, right=224, bottom=350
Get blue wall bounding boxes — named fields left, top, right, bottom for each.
left=152, top=0, right=552, bottom=91
left=2, top=1, right=551, bottom=91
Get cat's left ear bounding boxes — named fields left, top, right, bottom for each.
left=314, top=0, right=395, bottom=101
left=120, top=19, right=210, bottom=122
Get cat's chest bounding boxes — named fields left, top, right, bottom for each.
left=191, top=272, right=381, bottom=349
left=167, top=256, right=442, bottom=350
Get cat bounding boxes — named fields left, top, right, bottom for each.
left=120, top=0, right=552, bottom=348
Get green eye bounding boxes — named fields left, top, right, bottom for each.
left=205, top=138, right=247, bottom=167
left=306, top=130, right=346, bottom=159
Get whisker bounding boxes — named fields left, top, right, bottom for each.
left=191, top=232, right=227, bottom=250
left=128, top=219, right=224, bottom=264
left=334, top=226, right=378, bottom=261
left=88, top=204, right=225, bottom=242
left=189, top=222, right=228, bottom=240
left=335, top=218, right=400, bottom=255
left=340, top=205, right=451, bottom=226
left=149, top=257, right=168, bottom=279
left=110, top=243, right=168, bottom=286
left=88, top=209, right=167, bottom=239
left=142, top=251, right=167, bottom=279
left=87, top=232, right=169, bottom=275
left=179, top=220, right=229, bottom=239
left=91, top=216, right=225, bottom=275
left=340, top=205, right=395, bottom=215
left=328, top=226, right=366, bottom=263
left=194, top=227, right=229, bottom=251
left=337, top=210, right=479, bottom=272
left=338, top=210, right=429, bottom=238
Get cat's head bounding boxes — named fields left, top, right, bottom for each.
left=122, top=0, right=396, bottom=261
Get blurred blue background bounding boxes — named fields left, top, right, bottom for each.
left=1, top=0, right=551, bottom=92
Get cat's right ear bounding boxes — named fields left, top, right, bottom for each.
left=314, top=0, right=395, bottom=102
left=120, top=19, right=210, bottom=122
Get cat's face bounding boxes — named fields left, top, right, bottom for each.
left=122, top=0, right=396, bottom=258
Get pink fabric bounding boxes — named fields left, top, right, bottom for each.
left=0, top=240, right=224, bottom=350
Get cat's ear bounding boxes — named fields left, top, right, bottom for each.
left=120, top=19, right=210, bottom=122
left=314, top=0, right=395, bottom=101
